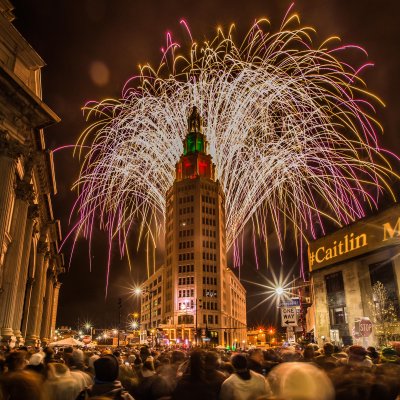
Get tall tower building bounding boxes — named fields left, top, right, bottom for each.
left=140, top=107, right=246, bottom=347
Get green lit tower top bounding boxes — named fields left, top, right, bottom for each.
left=176, top=106, right=215, bottom=181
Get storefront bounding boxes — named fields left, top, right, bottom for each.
left=308, top=204, right=400, bottom=347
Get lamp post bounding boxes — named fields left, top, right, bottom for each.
left=195, top=298, right=202, bottom=347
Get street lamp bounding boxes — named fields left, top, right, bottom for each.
left=275, top=287, right=284, bottom=295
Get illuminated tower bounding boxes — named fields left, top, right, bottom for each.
left=161, top=106, right=246, bottom=346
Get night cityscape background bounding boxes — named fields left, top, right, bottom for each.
left=10, top=0, right=400, bottom=330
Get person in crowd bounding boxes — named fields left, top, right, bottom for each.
left=246, top=348, right=264, bottom=375
left=43, top=361, right=82, bottom=400
left=81, top=354, right=134, bottom=399
left=315, top=343, right=337, bottom=370
left=172, top=350, right=219, bottom=400
left=26, top=351, right=45, bottom=376
left=4, top=350, right=27, bottom=373
left=0, top=369, right=47, bottom=400
left=65, top=349, right=93, bottom=391
left=268, top=361, right=334, bottom=400
left=302, top=344, right=316, bottom=363
left=367, top=346, right=380, bottom=364
left=219, top=353, right=271, bottom=400
left=204, top=351, right=226, bottom=397
left=342, top=345, right=373, bottom=368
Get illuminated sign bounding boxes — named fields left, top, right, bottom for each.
left=308, top=206, right=400, bottom=271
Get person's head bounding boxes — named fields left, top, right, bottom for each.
left=323, top=342, right=334, bottom=356
left=204, top=351, right=220, bottom=370
left=94, top=355, right=119, bottom=382
left=231, top=354, right=251, bottom=380
left=268, top=362, right=334, bottom=400
left=348, top=345, right=367, bottom=361
left=171, top=350, right=185, bottom=365
left=140, top=346, right=150, bottom=361
left=248, top=348, right=263, bottom=363
left=5, top=351, right=27, bottom=372
left=0, top=371, right=43, bottom=400
left=187, top=350, right=205, bottom=380
left=303, top=344, right=315, bottom=360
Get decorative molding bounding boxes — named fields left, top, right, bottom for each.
left=15, top=179, right=34, bottom=202
left=36, top=240, right=48, bottom=254
left=0, top=130, right=26, bottom=159
left=28, top=204, right=39, bottom=220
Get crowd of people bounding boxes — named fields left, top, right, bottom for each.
left=0, top=342, right=399, bottom=400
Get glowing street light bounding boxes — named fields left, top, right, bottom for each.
left=275, top=287, right=284, bottom=295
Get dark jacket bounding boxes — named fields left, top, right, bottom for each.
left=77, top=379, right=134, bottom=399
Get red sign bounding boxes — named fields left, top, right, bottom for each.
left=358, top=318, right=373, bottom=337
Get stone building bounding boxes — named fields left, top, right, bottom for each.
left=308, top=203, right=400, bottom=347
left=0, top=0, right=64, bottom=347
left=139, top=107, right=247, bottom=347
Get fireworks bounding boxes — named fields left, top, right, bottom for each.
left=71, top=9, right=397, bottom=277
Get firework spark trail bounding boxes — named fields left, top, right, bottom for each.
left=72, top=13, right=397, bottom=278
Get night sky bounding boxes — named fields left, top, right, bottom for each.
left=10, top=0, right=400, bottom=330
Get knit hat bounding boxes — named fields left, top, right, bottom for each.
left=381, top=347, right=399, bottom=363
left=349, top=345, right=367, bottom=357
left=28, top=353, right=44, bottom=366
left=94, top=355, right=119, bottom=381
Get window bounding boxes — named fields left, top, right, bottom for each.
left=369, top=260, right=399, bottom=305
left=325, top=271, right=347, bottom=327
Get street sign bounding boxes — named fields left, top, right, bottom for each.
left=281, top=307, right=298, bottom=327
left=356, top=318, right=373, bottom=337
left=279, top=298, right=300, bottom=307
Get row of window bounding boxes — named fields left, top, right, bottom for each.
left=178, top=241, right=194, bottom=249
left=177, top=185, right=195, bottom=193
left=178, top=289, right=195, bottom=298
left=202, top=195, right=216, bottom=204
left=178, top=314, right=194, bottom=324
left=203, top=264, right=217, bottom=273
left=203, top=240, right=216, bottom=249
left=203, top=289, right=217, bottom=297
left=179, top=195, right=194, bottom=204
left=179, top=229, right=194, bottom=238
left=179, top=300, right=195, bottom=310
left=178, top=276, right=195, bottom=285
left=179, top=206, right=194, bottom=215
left=203, top=314, right=219, bottom=325
left=203, top=252, right=217, bottom=261
left=202, top=217, right=216, bottom=226
left=178, top=265, right=194, bottom=273
left=203, top=301, right=218, bottom=310
left=180, top=217, right=194, bottom=226
left=203, top=277, right=217, bottom=285
left=202, top=206, right=216, bottom=215
left=202, top=228, right=216, bottom=238
left=178, top=253, right=194, bottom=261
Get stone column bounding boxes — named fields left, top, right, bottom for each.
left=50, top=281, right=62, bottom=340
left=0, top=180, right=33, bottom=346
left=25, top=240, right=48, bottom=346
left=13, top=205, right=39, bottom=344
left=40, top=272, right=55, bottom=344
left=0, top=134, right=22, bottom=286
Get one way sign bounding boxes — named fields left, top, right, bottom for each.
left=281, top=307, right=298, bottom=327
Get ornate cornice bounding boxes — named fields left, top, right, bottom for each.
left=36, top=240, right=48, bottom=254
left=28, top=204, right=39, bottom=220
left=0, top=130, right=25, bottom=159
left=15, top=179, right=34, bottom=202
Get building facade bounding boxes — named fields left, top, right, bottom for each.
left=308, top=204, right=400, bottom=347
left=140, top=107, right=246, bottom=347
left=0, top=0, right=64, bottom=347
